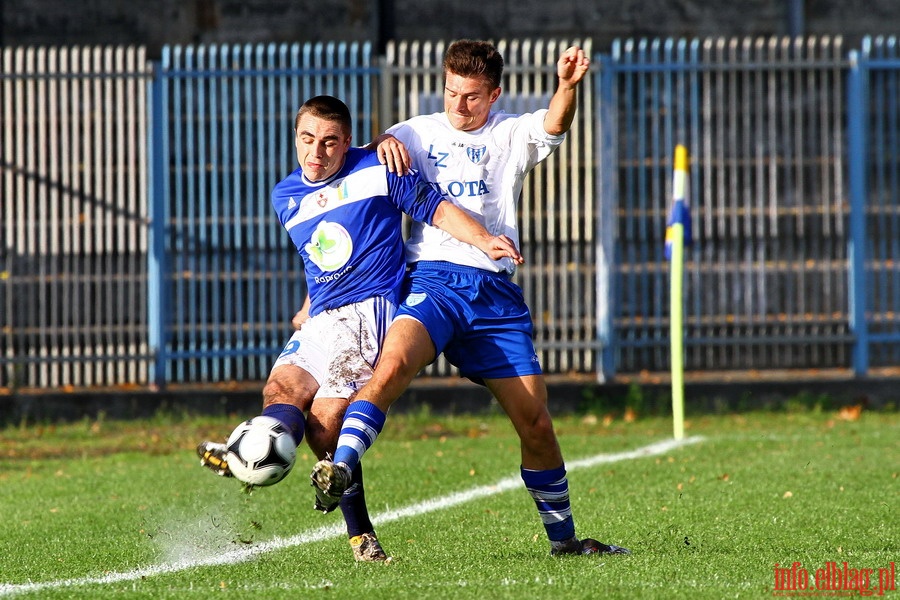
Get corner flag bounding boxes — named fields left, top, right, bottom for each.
left=667, top=144, right=691, bottom=440
left=665, top=145, right=692, bottom=259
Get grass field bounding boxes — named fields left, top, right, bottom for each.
left=0, top=405, right=897, bottom=599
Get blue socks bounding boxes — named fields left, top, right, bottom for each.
left=261, top=403, right=306, bottom=446
left=521, top=464, right=575, bottom=542
left=332, top=400, right=386, bottom=470
left=339, top=463, right=374, bottom=537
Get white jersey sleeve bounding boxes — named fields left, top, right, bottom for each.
left=388, top=110, right=565, bottom=273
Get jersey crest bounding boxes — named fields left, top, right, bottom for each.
left=405, top=292, right=427, bottom=307
left=466, top=145, right=487, bottom=163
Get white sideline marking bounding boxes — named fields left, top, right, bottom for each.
left=0, top=436, right=703, bottom=597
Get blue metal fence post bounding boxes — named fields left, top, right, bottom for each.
left=147, top=53, right=171, bottom=389
left=595, top=50, right=619, bottom=382
left=847, top=49, right=870, bottom=376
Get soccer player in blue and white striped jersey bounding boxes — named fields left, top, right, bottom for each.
left=197, top=95, right=521, bottom=562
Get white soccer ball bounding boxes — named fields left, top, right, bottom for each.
left=226, top=416, right=297, bottom=486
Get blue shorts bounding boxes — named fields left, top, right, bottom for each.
left=395, top=261, right=542, bottom=382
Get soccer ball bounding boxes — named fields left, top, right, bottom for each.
left=226, top=416, right=297, bottom=486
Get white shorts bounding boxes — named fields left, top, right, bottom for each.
left=271, top=296, right=396, bottom=399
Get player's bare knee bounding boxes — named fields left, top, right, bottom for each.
left=261, top=378, right=288, bottom=406
left=524, top=411, right=558, bottom=443
left=262, top=368, right=316, bottom=409
left=375, top=353, right=419, bottom=383
left=262, top=378, right=306, bottom=409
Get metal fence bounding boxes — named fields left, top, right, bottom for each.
left=149, top=42, right=377, bottom=386
left=2, top=36, right=900, bottom=393
left=2, top=46, right=150, bottom=390
left=597, top=36, right=851, bottom=376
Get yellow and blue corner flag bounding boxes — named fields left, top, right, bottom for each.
left=664, top=144, right=692, bottom=260
left=666, top=144, right=691, bottom=440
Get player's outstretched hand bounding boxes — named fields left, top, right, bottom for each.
left=481, top=234, right=524, bottom=264
left=557, top=46, right=590, bottom=87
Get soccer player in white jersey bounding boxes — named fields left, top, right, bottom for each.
left=309, top=41, right=631, bottom=557
left=196, top=95, right=522, bottom=562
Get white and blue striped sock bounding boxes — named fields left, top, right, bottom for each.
left=521, top=464, right=576, bottom=542
left=332, top=400, right=386, bottom=471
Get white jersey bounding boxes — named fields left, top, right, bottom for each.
left=387, top=109, right=565, bottom=274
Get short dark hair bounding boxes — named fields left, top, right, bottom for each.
left=295, top=95, right=352, bottom=135
left=442, top=40, right=504, bottom=90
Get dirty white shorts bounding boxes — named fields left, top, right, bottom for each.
left=271, top=296, right=396, bottom=399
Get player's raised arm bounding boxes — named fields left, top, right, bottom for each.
left=431, top=200, right=524, bottom=264
left=543, top=45, right=590, bottom=136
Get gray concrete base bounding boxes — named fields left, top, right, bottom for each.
left=0, top=373, right=895, bottom=426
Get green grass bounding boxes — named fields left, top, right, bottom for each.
left=0, top=407, right=897, bottom=599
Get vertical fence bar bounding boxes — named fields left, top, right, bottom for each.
left=852, top=37, right=900, bottom=369
left=22, top=48, right=38, bottom=386
left=596, top=49, right=619, bottom=380
left=35, top=48, right=52, bottom=387
left=1, top=49, right=12, bottom=389
left=148, top=49, right=170, bottom=389
left=847, top=49, right=869, bottom=375
left=58, top=48, right=73, bottom=387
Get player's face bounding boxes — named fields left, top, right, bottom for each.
left=443, top=72, right=501, bottom=132
left=294, top=114, right=351, bottom=182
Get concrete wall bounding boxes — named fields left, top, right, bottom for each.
left=1, top=374, right=892, bottom=426
left=3, top=0, right=899, bottom=57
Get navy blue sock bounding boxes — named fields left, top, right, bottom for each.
left=261, top=403, right=306, bottom=445
left=339, top=462, right=374, bottom=537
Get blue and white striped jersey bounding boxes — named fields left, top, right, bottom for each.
left=271, top=147, right=444, bottom=317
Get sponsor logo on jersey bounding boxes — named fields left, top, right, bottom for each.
left=305, top=221, right=353, bottom=272
left=426, top=144, right=450, bottom=168
left=405, top=292, right=427, bottom=307
left=438, top=179, right=490, bottom=198
left=466, top=145, right=487, bottom=163
left=313, top=264, right=354, bottom=284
